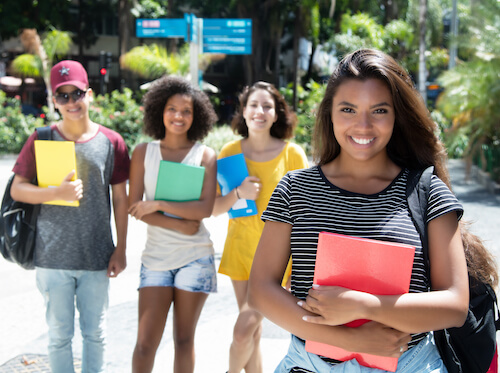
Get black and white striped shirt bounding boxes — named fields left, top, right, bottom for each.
left=262, top=166, right=463, bottom=370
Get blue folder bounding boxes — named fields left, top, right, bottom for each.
left=216, top=153, right=258, bottom=218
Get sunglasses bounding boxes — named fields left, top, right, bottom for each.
left=55, top=89, right=87, bottom=105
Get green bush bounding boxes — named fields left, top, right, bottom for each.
left=2, top=83, right=323, bottom=157
left=280, top=79, right=326, bottom=155
left=202, top=124, right=241, bottom=155
left=0, top=91, right=45, bottom=154
left=89, top=88, right=145, bottom=153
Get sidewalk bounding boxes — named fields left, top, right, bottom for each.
left=0, top=213, right=290, bottom=373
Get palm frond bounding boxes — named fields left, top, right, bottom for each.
left=120, top=43, right=198, bottom=79
left=11, top=54, right=43, bottom=78
left=42, top=29, right=73, bottom=61
left=119, top=45, right=172, bottom=79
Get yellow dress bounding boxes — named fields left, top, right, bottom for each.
left=217, top=139, right=309, bottom=281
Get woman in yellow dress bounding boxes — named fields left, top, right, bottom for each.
left=213, top=81, right=309, bottom=373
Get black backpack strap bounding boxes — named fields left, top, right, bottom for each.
left=486, top=283, right=500, bottom=331
left=32, top=126, right=52, bottom=184
left=406, top=166, right=434, bottom=276
left=35, top=125, right=52, bottom=141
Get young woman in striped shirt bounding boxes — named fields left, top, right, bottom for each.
left=248, top=49, right=472, bottom=373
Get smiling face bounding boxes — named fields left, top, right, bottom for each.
left=331, top=78, right=395, bottom=163
left=53, top=84, right=91, bottom=121
left=242, top=89, right=278, bottom=135
left=162, top=94, right=194, bottom=137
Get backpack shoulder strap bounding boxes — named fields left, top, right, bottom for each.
left=35, top=125, right=52, bottom=141
left=486, top=283, right=500, bottom=331
left=32, top=126, right=52, bottom=184
left=406, top=166, right=434, bottom=273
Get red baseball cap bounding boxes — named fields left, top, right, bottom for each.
left=50, top=60, right=88, bottom=94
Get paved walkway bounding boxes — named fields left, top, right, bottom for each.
left=0, top=157, right=498, bottom=372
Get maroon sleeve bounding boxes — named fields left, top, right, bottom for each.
left=12, top=131, right=38, bottom=180
left=99, top=126, right=130, bottom=184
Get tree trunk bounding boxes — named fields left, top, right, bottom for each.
left=304, top=44, right=316, bottom=85
left=272, top=30, right=282, bottom=86
left=238, top=3, right=260, bottom=85
left=418, top=0, right=427, bottom=102
left=77, top=0, right=84, bottom=58
left=291, top=6, right=302, bottom=111
left=118, top=0, right=134, bottom=89
left=382, top=0, right=399, bottom=24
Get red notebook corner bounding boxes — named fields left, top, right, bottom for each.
left=305, top=232, right=415, bottom=372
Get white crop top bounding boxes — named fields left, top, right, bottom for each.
left=141, top=141, right=214, bottom=271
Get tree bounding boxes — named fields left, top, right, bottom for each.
left=10, top=29, right=73, bottom=118
left=327, top=12, right=414, bottom=68
left=382, top=19, right=415, bottom=65
left=0, top=0, right=70, bottom=41
left=437, top=0, right=500, bottom=170
left=120, top=44, right=190, bottom=80
left=331, top=12, right=385, bottom=56
left=235, top=0, right=285, bottom=85
left=119, top=0, right=135, bottom=90
left=418, top=0, right=428, bottom=101
left=289, top=0, right=336, bottom=109
left=119, top=43, right=223, bottom=82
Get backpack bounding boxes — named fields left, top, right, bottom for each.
left=406, top=166, right=500, bottom=373
left=0, top=126, right=52, bottom=269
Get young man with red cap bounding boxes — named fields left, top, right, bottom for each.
left=10, top=60, right=130, bottom=373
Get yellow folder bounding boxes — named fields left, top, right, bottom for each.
left=34, top=140, right=79, bottom=206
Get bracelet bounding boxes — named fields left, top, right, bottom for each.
left=235, top=187, right=241, bottom=199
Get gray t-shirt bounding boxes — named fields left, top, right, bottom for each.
left=13, top=124, right=130, bottom=270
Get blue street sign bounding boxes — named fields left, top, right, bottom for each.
left=204, top=37, right=247, bottom=45
left=203, top=45, right=252, bottom=54
left=202, top=18, right=252, bottom=55
left=203, top=19, right=252, bottom=36
left=136, top=18, right=187, bottom=39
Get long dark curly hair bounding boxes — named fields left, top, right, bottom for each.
left=142, top=75, right=217, bottom=141
left=231, top=81, right=297, bottom=139
left=314, top=48, right=497, bottom=288
left=314, top=48, right=449, bottom=183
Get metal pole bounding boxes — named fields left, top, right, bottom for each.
left=190, top=18, right=201, bottom=88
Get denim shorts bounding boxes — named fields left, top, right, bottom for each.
left=275, top=332, right=447, bottom=373
left=139, top=254, right=217, bottom=293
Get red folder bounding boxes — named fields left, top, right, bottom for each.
left=305, top=232, right=415, bottom=372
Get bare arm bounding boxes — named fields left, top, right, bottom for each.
left=248, top=221, right=411, bottom=357
left=107, top=181, right=128, bottom=277
left=127, top=143, right=201, bottom=235
left=212, top=175, right=261, bottom=216
left=300, top=212, right=469, bottom=333
left=10, top=171, right=83, bottom=204
left=128, top=146, right=217, bottom=221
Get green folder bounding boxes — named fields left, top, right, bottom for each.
left=154, top=160, right=205, bottom=202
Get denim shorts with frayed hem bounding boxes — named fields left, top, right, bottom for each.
left=138, top=254, right=217, bottom=293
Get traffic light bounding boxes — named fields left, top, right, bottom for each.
left=105, top=52, right=112, bottom=69
left=99, top=51, right=106, bottom=71
left=99, top=51, right=110, bottom=94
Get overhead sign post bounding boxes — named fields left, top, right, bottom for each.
left=202, top=19, right=252, bottom=55
left=135, top=16, right=253, bottom=88
left=186, top=14, right=201, bottom=87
